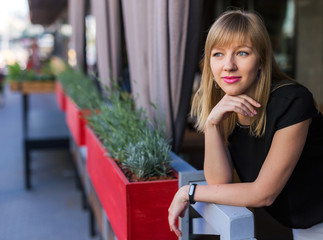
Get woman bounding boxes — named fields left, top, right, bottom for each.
left=168, top=10, right=323, bottom=239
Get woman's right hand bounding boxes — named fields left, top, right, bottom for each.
left=206, top=94, right=261, bottom=128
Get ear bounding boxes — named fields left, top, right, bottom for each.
left=258, top=62, right=262, bottom=70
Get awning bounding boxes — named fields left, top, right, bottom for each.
left=28, top=0, right=68, bottom=26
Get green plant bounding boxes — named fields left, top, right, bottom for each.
left=124, top=127, right=171, bottom=179
left=87, top=83, right=172, bottom=180
left=6, top=62, right=56, bottom=82
left=88, top=86, right=146, bottom=161
left=21, top=69, right=37, bottom=81
left=57, top=68, right=102, bottom=110
left=6, top=62, right=22, bottom=82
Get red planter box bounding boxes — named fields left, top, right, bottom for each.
left=55, top=81, right=66, bottom=111
left=86, top=127, right=178, bottom=240
left=66, top=97, right=90, bottom=146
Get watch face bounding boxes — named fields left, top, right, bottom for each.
left=189, top=185, right=195, bottom=195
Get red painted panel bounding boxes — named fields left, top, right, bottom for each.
left=55, top=81, right=66, bottom=112
left=127, top=179, right=178, bottom=240
left=85, top=127, right=178, bottom=240
left=86, top=127, right=128, bottom=239
left=66, top=97, right=87, bottom=146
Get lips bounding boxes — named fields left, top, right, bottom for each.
left=222, top=76, right=241, bottom=84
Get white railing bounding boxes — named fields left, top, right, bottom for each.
left=190, top=193, right=256, bottom=240
left=171, top=153, right=256, bottom=240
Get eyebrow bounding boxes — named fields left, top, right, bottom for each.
left=211, top=45, right=253, bottom=51
left=236, top=45, right=253, bottom=49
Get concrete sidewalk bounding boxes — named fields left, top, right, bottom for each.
left=0, top=85, right=99, bottom=240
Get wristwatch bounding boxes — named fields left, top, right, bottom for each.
left=188, top=183, right=197, bottom=204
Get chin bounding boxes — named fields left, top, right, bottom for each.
left=221, top=89, right=244, bottom=96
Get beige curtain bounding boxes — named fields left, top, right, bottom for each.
left=91, top=0, right=123, bottom=87
left=68, top=0, right=86, bottom=70
left=122, top=0, right=203, bottom=152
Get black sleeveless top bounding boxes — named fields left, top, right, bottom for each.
left=228, top=83, right=323, bottom=229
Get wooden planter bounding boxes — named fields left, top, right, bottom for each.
left=9, top=82, right=20, bottom=92
left=55, top=81, right=66, bottom=112
left=9, top=81, right=56, bottom=93
left=21, top=81, right=56, bottom=94
left=86, top=127, right=178, bottom=240
left=66, top=97, right=90, bottom=147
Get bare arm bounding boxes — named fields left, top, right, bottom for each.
left=204, top=125, right=233, bottom=184
left=169, top=94, right=261, bottom=236
left=196, top=119, right=310, bottom=206
left=204, top=94, right=260, bottom=184
left=169, top=119, right=311, bottom=236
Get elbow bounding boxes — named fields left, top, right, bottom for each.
left=259, top=194, right=276, bottom=207
left=250, top=183, right=279, bottom=207
left=253, top=192, right=278, bottom=207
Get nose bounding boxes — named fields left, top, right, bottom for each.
left=223, top=55, right=237, bottom=72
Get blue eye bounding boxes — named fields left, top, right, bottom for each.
left=238, top=51, right=248, bottom=56
left=213, top=52, right=223, bottom=57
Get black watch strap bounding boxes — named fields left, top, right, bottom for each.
left=188, top=184, right=197, bottom=204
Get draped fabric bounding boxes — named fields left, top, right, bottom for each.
left=91, top=0, right=123, bottom=88
left=121, top=0, right=203, bottom=152
left=68, top=0, right=86, bottom=70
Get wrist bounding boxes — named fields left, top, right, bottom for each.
left=180, top=185, right=190, bottom=203
left=188, top=184, right=197, bottom=204
left=205, top=121, right=220, bottom=132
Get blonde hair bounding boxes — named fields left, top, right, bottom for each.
left=191, top=10, right=292, bottom=143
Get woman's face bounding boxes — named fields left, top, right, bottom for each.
left=210, top=39, right=261, bottom=97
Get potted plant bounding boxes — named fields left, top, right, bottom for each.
left=6, top=62, right=56, bottom=93
left=21, top=65, right=56, bottom=93
left=6, top=62, right=22, bottom=91
left=86, top=85, right=178, bottom=240
left=57, top=68, right=102, bottom=146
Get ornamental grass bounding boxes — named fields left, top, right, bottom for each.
left=56, top=67, right=102, bottom=110
left=87, top=83, right=172, bottom=181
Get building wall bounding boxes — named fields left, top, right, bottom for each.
left=296, top=0, right=323, bottom=104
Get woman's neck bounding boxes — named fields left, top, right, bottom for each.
left=237, top=114, right=253, bottom=126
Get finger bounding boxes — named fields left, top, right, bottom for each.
left=223, top=100, right=254, bottom=117
left=232, top=104, right=252, bottom=117
left=224, top=94, right=261, bottom=114
left=169, top=220, right=182, bottom=237
left=227, top=97, right=259, bottom=117
left=168, top=213, right=178, bottom=232
left=172, top=226, right=182, bottom=237
left=238, top=94, right=261, bottom=107
left=224, top=93, right=260, bottom=107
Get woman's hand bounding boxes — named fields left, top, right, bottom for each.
left=206, top=94, right=261, bottom=128
left=168, top=185, right=190, bottom=237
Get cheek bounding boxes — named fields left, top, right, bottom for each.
left=248, top=68, right=258, bottom=79
left=210, top=62, right=220, bottom=76
left=246, top=61, right=260, bottom=78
